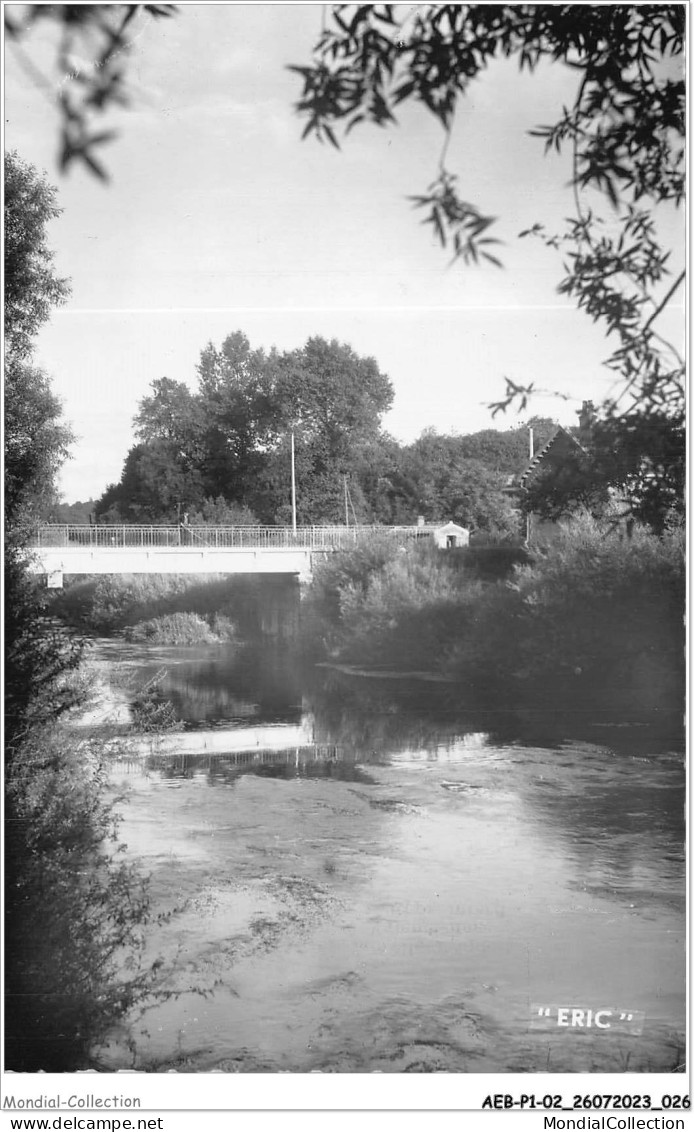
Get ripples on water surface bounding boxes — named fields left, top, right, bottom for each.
left=96, top=642, right=685, bottom=1073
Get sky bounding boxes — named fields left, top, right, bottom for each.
left=4, top=3, right=685, bottom=504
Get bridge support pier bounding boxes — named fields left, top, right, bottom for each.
left=258, top=575, right=302, bottom=639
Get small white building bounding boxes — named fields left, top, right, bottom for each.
left=432, top=522, right=470, bottom=549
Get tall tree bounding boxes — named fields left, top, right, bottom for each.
left=268, top=337, right=394, bottom=522
left=4, top=151, right=82, bottom=742
left=5, top=150, right=70, bottom=359
left=4, top=154, right=160, bottom=1073
left=5, top=153, right=74, bottom=532
left=196, top=332, right=283, bottom=506
left=5, top=153, right=74, bottom=534
left=396, top=430, right=520, bottom=535
left=5, top=355, right=74, bottom=531
left=100, top=332, right=395, bottom=525
left=96, top=441, right=207, bottom=523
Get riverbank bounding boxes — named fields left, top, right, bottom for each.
left=300, top=518, right=685, bottom=715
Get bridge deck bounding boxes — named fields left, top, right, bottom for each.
left=30, top=524, right=427, bottom=550
left=27, top=525, right=429, bottom=581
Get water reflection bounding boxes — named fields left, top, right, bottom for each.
left=108, top=638, right=684, bottom=755
left=140, top=747, right=381, bottom=787
left=100, top=639, right=685, bottom=1073
left=111, top=642, right=685, bottom=867
left=103, top=640, right=304, bottom=727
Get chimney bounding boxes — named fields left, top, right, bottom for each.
left=577, top=400, right=596, bottom=444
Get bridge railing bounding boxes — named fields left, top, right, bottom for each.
left=30, top=524, right=430, bottom=550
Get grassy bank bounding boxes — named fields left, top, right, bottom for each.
left=124, top=610, right=237, bottom=644
left=301, top=518, right=685, bottom=711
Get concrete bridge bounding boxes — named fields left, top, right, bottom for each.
left=27, top=524, right=425, bottom=586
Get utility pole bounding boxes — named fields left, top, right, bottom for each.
left=290, top=429, right=297, bottom=534
left=344, top=475, right=349, bottom=527
left=526, top=426, right=534, bottom=545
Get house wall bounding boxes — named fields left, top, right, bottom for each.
left=433, top=529, right=470, bottom=548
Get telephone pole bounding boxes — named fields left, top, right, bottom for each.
left=290, top=429, right=297, bottom=534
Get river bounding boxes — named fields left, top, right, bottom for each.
left=93, top=639, right=685, bottom=1074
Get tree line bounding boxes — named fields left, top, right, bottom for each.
left=90, top=331, right=558, bottom=536
left=65, top=324, right=685, bottom=536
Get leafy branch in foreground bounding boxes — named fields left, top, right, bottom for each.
left=293, top=5, right=685, bottom=526
left=5, top=4, right=177, bottom=181
left=293, top=5, right=684, bottom=266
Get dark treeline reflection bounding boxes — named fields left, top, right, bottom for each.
left=117, top=644, right=685, bottom=893
left=305, top=667, right=685, bottom=900
left=126, top=640, right=684, bottom=756
left=302, top=664, right=684, bottom=759
left=121, top=642, right=304, bottom=727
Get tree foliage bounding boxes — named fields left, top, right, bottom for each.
left=99, top=342, right=568, bottom=535
left=4, top=153, right=82, bottom=741
left=505, top=513, right=685, bottom=696
left=293, top=5, right=683, bottom=273
left=369, top=419, right=556, bottom=533
left=293, top=5, right=685, bottom=526
left=5, top=153, right=75, bottom=532
left=98, top=326, right=571, bottom=533
left=98, top=331, right=395, bottom=525
left=5, top=725, right=154, bottom=1070
left=4, top=152, right=162, bottom=1071
left=5, top=355, right=75, bottom=531
left=5, top=150, right=70, bottom=358
left=5, top=4, right=177, bottom=181
left=524, top=411, right=685, bottom=534
left=48, top=498, right=98, bottom=524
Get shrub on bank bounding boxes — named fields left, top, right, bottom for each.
left=123, top=611, right=237, bottom=645
left=511, top=514, right=683, bottom=700
left=301, top=516, right=685, bottom=709
left=130, top=668, right=182, bottom=731
left=441, top=515, right=685, bottom=706
left=302, top=536, right=492, bottom=668
left=51, top=573, right=250, bottom=637
left=336, top=549, right=485, bottom=665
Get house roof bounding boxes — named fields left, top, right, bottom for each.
left=433, top=521, right=470, bottom=535
left=519, top=426, right=587, bottom=489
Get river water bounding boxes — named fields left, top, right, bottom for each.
left=95, top=640, right=685, bottom=1074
